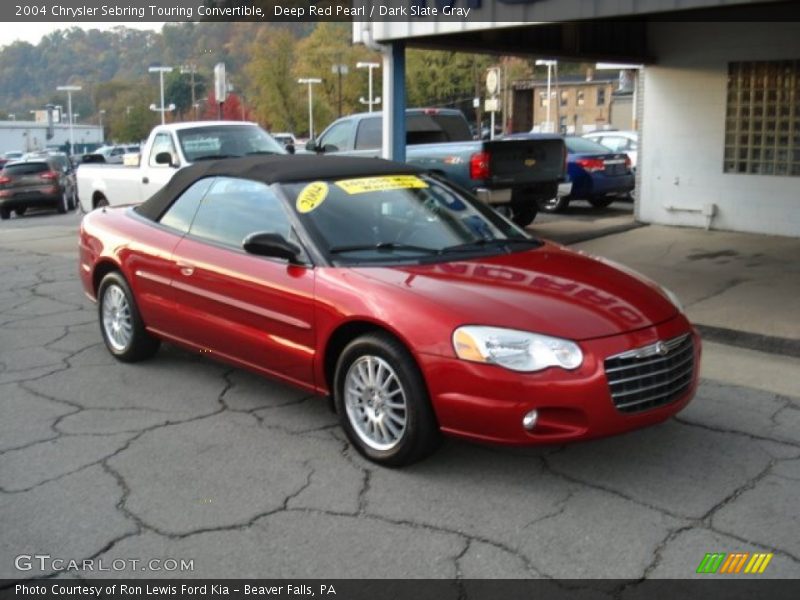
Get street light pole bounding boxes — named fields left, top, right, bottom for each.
left=148, top=66, right=174, bottom=125
left=297, top=78, right=322, bottom=139
left=536, top=59, right=557, bottom=133
left=356, top=62, right=381, bottom=112
left=57, top=85, right=82, bottom=156
left=98, top=109, right=106, bottom=142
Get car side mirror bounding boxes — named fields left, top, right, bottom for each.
left=243, top=232, right=302, bottom=263
left=304, top=139, right=318, bottom=153
left=285, top=143, right=295, bottom=155
left=155, top=152, right=176, bottom=167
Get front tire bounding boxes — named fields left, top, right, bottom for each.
left=587, top=196, right=615, bottom=209
left=14, top=207, right=26, bottom=216
left=97, top=272, right=160, bottom=362
left=334, top=332, right=440, bottom=466
left=0, top=207, right=9, bottom=220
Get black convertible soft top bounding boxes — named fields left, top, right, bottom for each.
left=136, top=154, right=422, bottom=221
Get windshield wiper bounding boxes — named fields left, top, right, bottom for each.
left=245, top=150, right=280, bottom=156
left=329, top=242, right=440, bottom=255
left=440, top=238, right=541, bottom=254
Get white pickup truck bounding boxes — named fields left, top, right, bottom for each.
left=77, top=121, right=285, bottom=212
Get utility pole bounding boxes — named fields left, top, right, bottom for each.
left=331, top=63, right=348, bottom=118
left=180, top=63, right=198, bottom=120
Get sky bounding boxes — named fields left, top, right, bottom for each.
left=0, top=22, right=165, bottom=48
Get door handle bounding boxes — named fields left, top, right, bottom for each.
left=176, top=262, right=195, bottom=276
left=142, top=176, right=149, bottom=184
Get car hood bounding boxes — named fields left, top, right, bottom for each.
left=351, top=242, right=678, bottom=341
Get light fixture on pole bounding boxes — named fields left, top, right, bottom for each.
left=535, top=59, right=557, bottom=133
left=356, top=62, right=381, bottom=112
left=57, top=85, right=82, bottom=156
left=297, top=78, right=322, bottom=139
left=148, top=66, right=174, bottom=125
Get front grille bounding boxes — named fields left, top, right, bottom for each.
left=604, top=334, right=695, bottom=414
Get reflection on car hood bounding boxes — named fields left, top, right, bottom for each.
left=353, top=242, right=678, bottom=341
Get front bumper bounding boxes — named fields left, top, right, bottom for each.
left=419, top=315, right=700, bottom=445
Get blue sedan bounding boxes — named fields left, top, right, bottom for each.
left=540, top=136, right=634, bottom=213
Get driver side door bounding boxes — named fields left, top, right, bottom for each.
left=167, top=177, right=316, bottom=388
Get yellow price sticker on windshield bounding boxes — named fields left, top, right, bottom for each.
left=336, top=175, right=428, bottom=195
left=296, top=181, right=328, bottom=213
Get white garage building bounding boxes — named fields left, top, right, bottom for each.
left=0, top=120, right=103, bottom=156
left=355, top=0, right=800, bottom=237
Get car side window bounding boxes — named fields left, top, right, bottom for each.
left=355, top=118, right=382, bottom=150
left=159, top=177, right=216, bottom=234
left=188, top=177, right=294, bottom=251
left=148, top=133, right=177, bottom=167
left=318, top=121, right=354, bottom=152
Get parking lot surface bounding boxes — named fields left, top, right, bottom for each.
left=1, top=210, right=799, bottom=581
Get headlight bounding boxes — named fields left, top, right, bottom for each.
left=452, top=326, right=583, bottom=372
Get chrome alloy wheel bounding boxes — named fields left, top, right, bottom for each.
left=344, top=355, right=408, bottom=451
left=101, top=284, right=133, bottom=352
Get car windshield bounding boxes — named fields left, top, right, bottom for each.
left=281, top=174, right=539, bottom=265
left=177, top=125, right=286, bottom=161
left=565, top=137, right=612, bottom=154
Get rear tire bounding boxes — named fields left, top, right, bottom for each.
left=97, top=272, right=160, bottom=363
left=587, top=196, right=615, bottom=209
left=0, top=208, right=9, bottom=220
left=537, top=196, right=570, bottom=213
left=334, top=332, right=441, bottom=466
left=57, top=191, right=68, bottom=214
left=509, top=202, right=538, bottom=228
left=95, top=195, right=109, bottom=209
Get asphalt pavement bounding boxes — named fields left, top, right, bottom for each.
left=1, top=205, right=798, bottom=583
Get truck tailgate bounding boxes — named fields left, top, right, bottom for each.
left=484, top=137, right=565, bottom=187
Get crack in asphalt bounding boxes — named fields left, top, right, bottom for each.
left=684, top=277, right=746, bottom=309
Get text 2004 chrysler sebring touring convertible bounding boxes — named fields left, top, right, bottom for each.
left=79, top=155, right=700, bottom=466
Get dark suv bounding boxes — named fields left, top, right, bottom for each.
left=0, top=158, right=74, bottom=219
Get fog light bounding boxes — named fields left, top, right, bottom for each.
left=522, top=409, right=539, bottom=431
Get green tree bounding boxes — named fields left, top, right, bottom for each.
left=291, top=22, right=382, bottom=135
left=244, top=27, right=302, bottom=133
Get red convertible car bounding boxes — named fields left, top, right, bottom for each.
left=79, top=155, right=700, bottom=466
